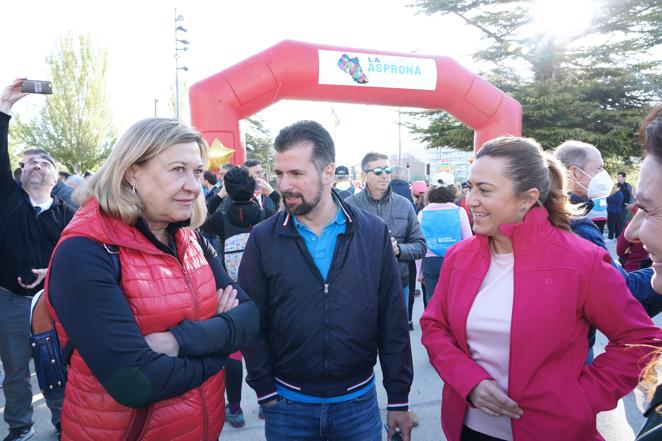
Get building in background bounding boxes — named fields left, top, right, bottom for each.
left=389, top=153, right=427, bottom=182
left=426, top=146, right=473, bottom=183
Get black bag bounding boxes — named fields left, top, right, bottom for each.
left=30, top=290, right=70, bottom=392
left=29, top=243, right=120, bottom=393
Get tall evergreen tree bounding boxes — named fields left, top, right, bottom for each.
left=410, top=0, right=662, bottom=166
left=245, top=117, right=274, bottom=176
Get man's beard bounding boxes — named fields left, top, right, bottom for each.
left=282, top=183, right=323, bottom=216
left=22, top=170, right=52, bottom=189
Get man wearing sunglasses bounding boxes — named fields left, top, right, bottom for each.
left=0, top=79, right=74, bottom=441
left=346, top=153, right=426, bottom=324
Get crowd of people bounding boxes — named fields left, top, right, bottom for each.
left=2, top=75, right=662, bottom=441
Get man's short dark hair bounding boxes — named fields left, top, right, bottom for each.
left=243, top=159, right=261, bottom=168
left=361, top=152, right=388, bottom=172
left=618, top=171, right=627, bottom=178
left=59, top=171, right=71, bottom=180
left=224, top=166, right=256, bottom=202
left=21, top=148, right=56, bottom=168
left=220, top=163, right=235, bottom=172
left=83, top=171, right=93, bottom=178
left=203, top=170, right=218, bottom=185
left=274, top=121, right=335, bottom=174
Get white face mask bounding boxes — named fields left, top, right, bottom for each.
left=577, top=168, right=613, bottom=199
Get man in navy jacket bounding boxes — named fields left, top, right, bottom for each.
left=239, top=120, right=414, bottom=441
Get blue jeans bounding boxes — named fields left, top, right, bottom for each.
left=402, top=286, right=410, bottom=322
left=423, top=256, right=444, bottom=305
left=262, top=387, right=382, bottom=441
left=0, top=287, right=63, bottom=429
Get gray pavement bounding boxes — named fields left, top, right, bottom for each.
left=1, top=237, right=656, bottom=440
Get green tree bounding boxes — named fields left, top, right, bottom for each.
left=409, top=0, right=662, bottom=167
left=13, top=33, right=115, bottom=173
left=245, top=117, right=274, bottom=176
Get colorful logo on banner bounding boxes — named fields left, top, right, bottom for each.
left=337, top=54, right=369, bottom=84
left=318, top=50, right=437, bottom=90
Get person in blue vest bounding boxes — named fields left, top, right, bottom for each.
left=418, top=175, right=473, bottom=307
left=239, top=120, right=414, bottom=441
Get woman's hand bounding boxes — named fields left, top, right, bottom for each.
left=145, top=331, right=180, bottom=357
left=468, top=379, right=523, bottom=419
left=217, top=285, right=239, bottom=314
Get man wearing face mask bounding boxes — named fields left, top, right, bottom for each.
left=554, top=141, right=661, bottom=362
left=555, top=141, right=612, bottom=233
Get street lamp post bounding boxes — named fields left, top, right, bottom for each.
left=398, top=108, right=402, bottom=167
left=174, top=10, right=189, bottom=120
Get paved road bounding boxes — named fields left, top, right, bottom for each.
left=1, top=239, right=656, bottom=440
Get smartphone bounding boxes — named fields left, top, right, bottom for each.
left=21, top=80, right=53, bottom=95
left=18, top=268, right=38, bottom=285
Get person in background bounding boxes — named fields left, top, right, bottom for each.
left=555, top=140, right=612, bottom=235
left=390, top=166, right=413, bottom=203
left=346, top=153, right=426, bottom=330
left=218, top=163, right=235, bottom=187
left=0, top=80, right=74, bottom=441
left=201, top=166, right=265, bottom=429
left=333, top=165, right=355, bottom=199
left=46, top=117, right=258, bottom=441
left=554, top=141, right=658, bottom=358
left=629, top=104, right=662, bottom=441
left=606, top=183, right=624, bottom=240
left=617, top=206, right=652, bottom=272
left=244, top=159, right=281, bottom=217
left=421, top=136, right=661, bottom=441
left=202, top=170, right=220, bottom=200
left=65, top=175, right=84, bottom=191
left=418, top=179, right=472, bottom=308
left=411, top=181, right=427, bottom=214
left=617, top=171, right=634, bottom=219
left=389, top=167, right=417, bottom=331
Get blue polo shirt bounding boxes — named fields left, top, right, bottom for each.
left=292, top=206, right=346, bottom=281
left=281, top=206, right=375, bottom=403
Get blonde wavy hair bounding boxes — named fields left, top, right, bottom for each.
left=77, top=118, right=209, bottom=228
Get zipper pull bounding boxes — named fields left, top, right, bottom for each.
left=324, top=283, right=329, bottom=294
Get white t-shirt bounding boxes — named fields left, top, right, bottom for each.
left=464, top=247, right=515, bottom=440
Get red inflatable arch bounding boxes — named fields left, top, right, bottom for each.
left=189, top=40, right=522, bottom=165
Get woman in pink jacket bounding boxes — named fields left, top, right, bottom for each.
left=420, top=136, right=661, bottom=441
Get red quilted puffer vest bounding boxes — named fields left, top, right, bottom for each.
left=44, top=199, right=226, bottom=441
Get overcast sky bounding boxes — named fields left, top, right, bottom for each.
left=3, top=0, right=489, bottom=167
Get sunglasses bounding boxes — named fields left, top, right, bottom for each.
left=366, top=166, right=392, bottom=176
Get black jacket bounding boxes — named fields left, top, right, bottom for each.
left=238, top=191, right=413, bottom=410
left=637, top=383, right=662, bottom=441
left=0, top=111, right=75, bottom=296
left=390, top=179, right=413, bottom=203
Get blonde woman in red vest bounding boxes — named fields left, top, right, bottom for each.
left=421, top=137, right=661, bottom=441
left=44, top=118, right=259, bottom=441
